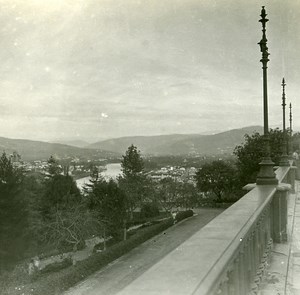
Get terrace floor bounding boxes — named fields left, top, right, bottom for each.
left=258, top=180, right=300, bottom=295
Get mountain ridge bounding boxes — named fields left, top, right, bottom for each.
left=0, top=137, right=118, bottom=161
left=87, top=126, right=263, bottom=155
left=0, top=126, right=263, bottom=160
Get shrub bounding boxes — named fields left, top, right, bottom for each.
left=140, top=202, right=160, bottom=218
left=175, top=210, right=194, bottom=223
left=93, top=237, right=118, bottom=252
left=39, top=257, right=73, bottom=275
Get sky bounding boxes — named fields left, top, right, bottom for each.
left=0, top=0, right=299, bottom=142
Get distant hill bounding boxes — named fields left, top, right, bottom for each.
left=0, top=137, right=119, bottom=161
left=51, top=139, right=91, bottom=148
left=0, top=126, right=263, bottom=160
left=88, top=134, right=200, bottom=155
left=88, top=126, right=263, bottom=156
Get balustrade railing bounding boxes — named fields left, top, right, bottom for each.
left=119, top=163, right=296, bottom=295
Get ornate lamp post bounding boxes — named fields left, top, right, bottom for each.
left=279, top=78, right=289, bottom=166
left=289, top=102, right=293, bottom=155
left=256, top=6, right=278, bottom=184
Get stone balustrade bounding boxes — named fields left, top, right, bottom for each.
left=119, top=164, right=295, bottom=295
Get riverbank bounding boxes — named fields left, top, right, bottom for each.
left=76, top=163, right=122, bottom=190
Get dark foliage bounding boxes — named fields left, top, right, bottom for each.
left=0, top=152, right=28, bottom=269
left=195, top=160, right=238, bottom=201
left=42, top=174, right=81, bottom=215
left=86, top=178, right=127, bottom=239
left=140, top=202, right=160, bottom=218
left=121, top=144, right=144, bottom=178
left=234, top=128, right=284, bottom=185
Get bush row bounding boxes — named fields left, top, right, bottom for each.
left=9, top=218, right=174, bottom=295
left=175, top=209, right=194, bottom=222
left=126, top=211, right=170, bottom=228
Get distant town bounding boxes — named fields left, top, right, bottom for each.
left=9, top=150, right=228, bottom=186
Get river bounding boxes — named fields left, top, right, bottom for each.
left=76, top=163, right=122, bottom=190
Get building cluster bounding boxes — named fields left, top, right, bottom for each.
left=146, top=166, right=197, bottom=184
left=12, top=160, right=48, bottom=172
left=10, top=156, right=107, bottom=179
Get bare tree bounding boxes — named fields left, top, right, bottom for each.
left=41, top=204, right=102, bottom=251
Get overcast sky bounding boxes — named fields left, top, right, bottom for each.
left=0, top=0, right=299, bottom=142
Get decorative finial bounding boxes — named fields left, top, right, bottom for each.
left=258, top=6, right=269, bottom=63
left=282, top=78, right=286, bottom=108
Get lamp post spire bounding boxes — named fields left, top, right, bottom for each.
left=290, top=103, right=292, bottom=136
left=289, top=102, right=293, bottom=155
left=256, top=6, right=278, bottom=184
left=282, top=78, right=286, bottom=132
left=258, top=6, right=270, bottom=135
left=279, top=78, right=289, bottom=166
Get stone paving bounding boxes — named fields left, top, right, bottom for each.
left=258, top=181, right=300, bottom=295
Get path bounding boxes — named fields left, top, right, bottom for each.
left=64, top=208, right=223, bottom=295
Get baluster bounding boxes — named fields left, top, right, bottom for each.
left=249, top=230, right=256, bottom=281
left=238, top=249, right=246, bottom=294
left=232, top=256, right=240, bottom=295
left=244, top=238, right=252, bottom=291
left=227, top=269, right=235, bottom=295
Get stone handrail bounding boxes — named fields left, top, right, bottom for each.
left=119, top=164, right=295, bottom=295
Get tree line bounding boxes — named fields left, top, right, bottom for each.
left=195, top=128, right=296, bottom=203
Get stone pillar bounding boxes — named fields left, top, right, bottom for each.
left=287, top=164, right=296, bottom=193
left=271, top=183, right=290, bottom=243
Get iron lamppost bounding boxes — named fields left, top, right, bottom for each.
left=279, top=78, right=289, bottom=166
left=256, top=6, right=278, bottom=185
left=289, top=102, right=293, bottom=155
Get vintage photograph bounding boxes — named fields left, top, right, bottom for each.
left=0, top=0, right=299, bottom=294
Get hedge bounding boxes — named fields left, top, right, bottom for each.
left=7, top=218, right=174, bottom=295
left=175, top=209, right=194, bottom=222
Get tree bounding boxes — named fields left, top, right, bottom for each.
left=291, top=132, right=300, bottom=152
left=195, top=160, right=237, bottom=202
left=19, top=172, right=46, bottom=257
left=41, top=204, right=101, bottom=251
left=155, top=177, right=181, bottom=213
left=40, top=156, right=83, bottom=249
left=119, top=145, right=148, bottom=219
left=87, top=178, right=127, bottom=242
left=0, top=152, right=27, bottom=269
left=42, top=174, right=81, bottom=216
left=121, top=144, right=144, bottom=177
left=177, top=180, right=198, bottom=210
left=234, top=128, right=284, bottom=185
left=46, top=155, right=63, bottom=177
